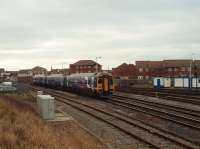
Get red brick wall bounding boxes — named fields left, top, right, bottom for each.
left=112, top=64, right=138, bottom=79
left=69, top=64, right=102, bottom=74
left=137, top=67, right=200, bottom=79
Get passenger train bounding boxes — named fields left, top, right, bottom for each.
left=33, top=72, right=114, bottom=97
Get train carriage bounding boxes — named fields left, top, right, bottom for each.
left=46, top=74, right=65, bottom=89
left=33, top=75, right=46, bottom=86
left=33, top=72, right=114, bottom=98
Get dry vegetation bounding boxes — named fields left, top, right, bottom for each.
left=0, top=94, right=106, bottom=149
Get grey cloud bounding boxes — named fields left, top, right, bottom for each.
left=0, top=0, right=199, bottom=70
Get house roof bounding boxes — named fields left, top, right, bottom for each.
left=136, top=60, right=195, bottom=68
left=163, top=60, right=191, bottom=67
left=136, top=61, right=162, bottom=68
left=72, top=60, right=100, bottom=66
left=116, top=63, right=128, bottom=69
left=18, top=69, right=32, bottom=73
left=32, top=66, right=47, bottom=71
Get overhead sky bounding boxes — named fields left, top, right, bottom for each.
left=0, top=0, right=200, bottom=70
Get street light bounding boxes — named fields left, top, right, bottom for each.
left=96, top=57, right=101, bottom=73
left=189, top=53, right=195, bottom=89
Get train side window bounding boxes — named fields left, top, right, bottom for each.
left=88, top=78, right=91, bottom=86
left=94, top=78, right=97, bottom=87
left=98, top=78, right=102, bottom=84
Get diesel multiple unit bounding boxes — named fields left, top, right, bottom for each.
left=33, top=72, right=114, bottom=97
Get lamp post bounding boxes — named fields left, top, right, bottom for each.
left=96, top=57, right=101, bottom=73
left=189, top=53, right=195, bottom=89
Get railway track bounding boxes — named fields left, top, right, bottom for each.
left=118, top=88, right=200, bottom=105
left=112, top=95, right=200, bottom=128
left=125, top=88, right=200, bottom=96
left=30, top=86, right=199, bottom=149
left=108, top=95, right=200, bottom=144
left=137, top=91, right=200, bottom=105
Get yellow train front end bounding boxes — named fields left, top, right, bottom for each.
left=96, top=73, right=114, bottom=97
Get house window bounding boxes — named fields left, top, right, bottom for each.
left=138, top=76, right=144, bottom=80
left=88, top=66, right=91, bottom=69
left=139, top=68, right=143, bottom=72
left=145, top=76, right=149, bottom=79
left=145, top=68, right=149, bottom=72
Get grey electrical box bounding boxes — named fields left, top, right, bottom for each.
left=37, top=95, right=55, bottom=120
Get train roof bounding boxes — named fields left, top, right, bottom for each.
left=34, top=74, right=46, bottom=77
left=47, top=74, right=64, bottom=77
left=69, top=72, right=112, bottom=77
left=68, top=73, right=95, bottom=77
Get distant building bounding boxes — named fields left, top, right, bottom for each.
left=0, top=69, right=17, bottom=82
left=17, top=66, right=47, bottom=83
left=69, top=60, right=102, bottom=74
left=32, top=66, right=47, bottom=75
left=136, top=59, right=200, bottom=80
left=112, top=63, right=138, bottom=80
left=17, top=69, right=33, bottom=77
left=136, top=61, right=163, bottom=80
left=50, top=68, right=70, bottom=75
left=0, top=68, right=5, bottom=74
left=0, top=68, right=5, bottom=82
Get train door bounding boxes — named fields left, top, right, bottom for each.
left=103, top=77, right=109, bottom=93
left=97, top=76, right=112, bottom=96
left=157, top=79, right=161, bottom=89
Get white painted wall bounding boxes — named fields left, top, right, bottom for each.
left=164, top=78, right=171, bottom=87
left=192, top=78, right=200, bottom=88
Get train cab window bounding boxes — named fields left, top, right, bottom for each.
left=109, top=79, right=113, bottom=85
left=98, top=78, right=102, bottom=84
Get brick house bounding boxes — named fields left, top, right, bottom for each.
left=32, top=66, right=47, bottom=75
left=69, top=60, right=102, bottom=74
left=136, top=61, right=164, bottom=80
left=112, top=63, right=138, bottom=79
left=136, top=59, right=200, bottom=80
left=17, top=66, right=47, bottom=83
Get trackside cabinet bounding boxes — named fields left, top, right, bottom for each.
left=37, top=95, right=55, bottom=120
